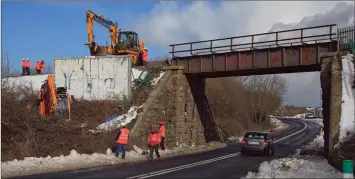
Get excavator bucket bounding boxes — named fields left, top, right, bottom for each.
left=90, top=45, right=108, bottom=56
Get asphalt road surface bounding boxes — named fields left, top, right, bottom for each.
left=15, top=118, right=320, bottom=179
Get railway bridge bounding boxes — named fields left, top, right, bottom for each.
left=164, top=24, right=352, bottom=163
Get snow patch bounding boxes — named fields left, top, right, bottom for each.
left=339, top=53, right=355, bottom=141
left=303, top=118, right=323, bottom=127
left=93, top=105, right=143, bottom=132
left=150, top=71, right=165, bottom=86
left=303, top=135, right=324, bottom=151
left=245, top=155, right=342, bottom=178
left=270, top=117, right=287, bottom=130
left=1, top=143, right=226, bottom=178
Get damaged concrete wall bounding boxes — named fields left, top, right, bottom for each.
left=54, top=56, right=132, bottom=101
left=130, top=66, right=222, bottom=148
left=320, top=52, right=343, bottom=166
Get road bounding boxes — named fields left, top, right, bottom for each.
left=15, top=118, right=320, bottom=179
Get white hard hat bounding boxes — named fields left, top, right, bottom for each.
left=144, top=47, right=147, bottom=50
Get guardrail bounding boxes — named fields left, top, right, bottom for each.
left=337, top=25, right=355, bottom=53
left=170, top=24, right=337, bottom=58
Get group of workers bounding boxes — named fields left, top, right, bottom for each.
left=21, top=58, right=46, bottom=75
left=114, top=121, right=166, bottom=160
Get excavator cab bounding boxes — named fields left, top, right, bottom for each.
left=117, top=31, right=140, bottom=51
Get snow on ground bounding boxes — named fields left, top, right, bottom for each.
left=302, top=135, right=324, bottom=152
left=1, top=142, right=226, bottom=178
left=91, top=105, right=143, bottom=132
left=244, top=155, right=342, bottom=178
left=151, top=71, right=165, bottom=86
left=339, top=53, right=355, bottom=141
left=270, top=117, right=288, bottom=130
left=291, top=113, right=306, bottom=119
left=303, top=118, right=323, bottom=127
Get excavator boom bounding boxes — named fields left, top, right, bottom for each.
left=86, top=10, right=119, bottom=55
left=85, top=10, right=146, bottom=66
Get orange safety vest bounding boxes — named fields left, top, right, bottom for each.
left=41, top=63, right=45, bottom=69
left=26, top=61, right=31, bottom=68
left=35, top=62, right=41, bottom=70
left=22, top=61, right=26, bottom=67
left=159, top=125, right=166, bottom=137
left=148, top=132, right=160, bottom=146
left=142, top=50, right=148, bottom=62
left=116, top=128, right=130, bottom=144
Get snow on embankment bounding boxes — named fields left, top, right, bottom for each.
left=270, top=117, right=288, bottom=130
left=89, top=71, right=165, bottom=133
left=339, top=53, right=355, bottom=141
left=244, top=155, right=342, bottom=178
left=1, top=143, right=226, bottom=178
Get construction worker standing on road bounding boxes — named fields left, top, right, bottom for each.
left=148, top=125, right=161, bottom=160
left=159, top=121, right=167, bottom=150
left=40, top=60, right=46, bottom=74
left=35, top=60, right=41, bottom=75
left=114, top=125, right=130, bottom=159
left=142, top=47, right=148, bottom=66
left=21, top=58, right=27, bottom=75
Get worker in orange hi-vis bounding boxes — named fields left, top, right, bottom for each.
left=159, top=121, right=167, bottom=150
left=35, top=60, right=41, bottom=75
left=25, top=58, right=31, bottom=75
left=148, top=125, right=161, bottom=160
left=142, top=47, right=148, bottom=66
left=114, top=125, right=130, bottom=159
left=40, top=60, right=46, bottom=74
left=21, top=58, right=26, bottom=75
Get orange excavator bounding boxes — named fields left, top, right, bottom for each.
left=37, top=75, right=71, bottom=120
left=85, top=10, right=146, bottom=66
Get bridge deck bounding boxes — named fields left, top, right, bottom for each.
left=169, top=24, right=338, bottom=76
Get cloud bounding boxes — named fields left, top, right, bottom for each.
left=130, top=1, right=354, bottom=106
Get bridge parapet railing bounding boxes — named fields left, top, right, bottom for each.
left=169, top=24, right=337, bottom=58
left=337, top=25, right=355, bottom=53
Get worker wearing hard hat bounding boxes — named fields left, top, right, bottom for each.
left=114, top=125, right=130, bottom=159
left=25, top=58, right=31, bottom=75
left=21, top=58, right=26, bottom=75
left=142, top=47, right=148, bottom=66
left=40, top=60, right=46, bottom=74
left=35, top=60, right=42, bottom=75
left=148, top=125, right=161, bottom=160
left=159, top=121, right=167, bottom=150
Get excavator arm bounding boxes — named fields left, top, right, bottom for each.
left=86, top=10, right=120, bottom=55
left=84, top=10, right=147, bottom=66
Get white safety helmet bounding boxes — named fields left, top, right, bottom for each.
left=144, top=47, right=147, bottom=50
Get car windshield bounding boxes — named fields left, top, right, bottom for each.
left=244, top=133, right=267, bottom=139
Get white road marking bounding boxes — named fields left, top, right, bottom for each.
left=127, top=119, right=307, bottom=179
left=126, top=153, right=240, bottom=179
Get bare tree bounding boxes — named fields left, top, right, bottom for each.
left=1, top=51, right=12, bottom=77
left=243, top=75, right=288, bottom=123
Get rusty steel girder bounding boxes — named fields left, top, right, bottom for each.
left=169, top=24, right=338, bottom=75
left=171, top=41, right=337, bottom=74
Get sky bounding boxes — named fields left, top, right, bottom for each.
left=1, top=1, right=355, bottom=107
